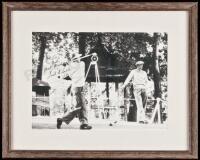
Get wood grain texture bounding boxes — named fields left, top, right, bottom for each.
left=188, top=3, right=198, bottom=159
left=2, top=2, right=11, bottom=158
left=4, top=2, right=197, bottom=11
left=2, top=2, right=198, bottom=159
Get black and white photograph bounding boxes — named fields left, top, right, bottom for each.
left=32, top=32, right=168, bottom=130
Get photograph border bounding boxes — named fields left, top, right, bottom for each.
left=2, top=2, right=198, bottom=159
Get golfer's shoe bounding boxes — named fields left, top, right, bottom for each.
left=57, top=118, right=63, bottom=129
left=80, top=124, right=92, bottom=130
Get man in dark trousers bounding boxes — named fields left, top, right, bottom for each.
left=57, top=53, right=92, bottom=130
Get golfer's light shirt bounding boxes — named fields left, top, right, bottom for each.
left=68, top=61, right=85, bottom=87
left=124, top=69, right=148, bottom=89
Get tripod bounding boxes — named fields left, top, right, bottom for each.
left=85, top=61, right=100, bottom=85
left=84, top=55, right=102, bottom=117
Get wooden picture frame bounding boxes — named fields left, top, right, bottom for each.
left=2, top=2, right=198, bottom=159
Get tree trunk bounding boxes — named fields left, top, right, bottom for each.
left=79, top=33, right=87, bottom=78
left=36, top=35, right=46, bottom=80
left=106, top=82, right=109, bottom=104
left=79, top=32, right=86, bottom=55
left=152, top=33, right=161, bottom=98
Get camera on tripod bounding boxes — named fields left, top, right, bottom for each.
left=91, top=53, right=98, bottom=62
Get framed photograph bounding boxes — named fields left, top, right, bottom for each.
left=2, top=2, right=198, bottom=159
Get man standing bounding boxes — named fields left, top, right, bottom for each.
left=121, top=61, right=148, bottom=123
left=57, top=54, right=92, bottom=130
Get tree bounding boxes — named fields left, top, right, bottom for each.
left=152, top=33, right=161, bottom=98
left=36, top=34, right=46, bottom=80
left=32, top=32, right=78, bottom=80
left=79, top=32, right=86, bottom=55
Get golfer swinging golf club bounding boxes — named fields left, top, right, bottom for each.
left=121, top=60, right=148, bottom=123
left=57, top=53, right=92, bottom=130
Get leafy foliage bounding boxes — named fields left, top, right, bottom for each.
left=32, top=32, right=78, bottom=79
left=32, top=32, right=167, bottom=80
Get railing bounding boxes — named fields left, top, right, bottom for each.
left=32, top=96, right=49, bottom=107
left=89, top=97, right=167, bottom=124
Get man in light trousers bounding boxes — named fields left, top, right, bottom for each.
left=122, top=61, right=148, bottom=123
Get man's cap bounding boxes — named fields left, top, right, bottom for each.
left=136, top=61, right=144, bottom=66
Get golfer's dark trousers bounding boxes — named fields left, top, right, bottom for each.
left=62, top=87, right=88, bottom=125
